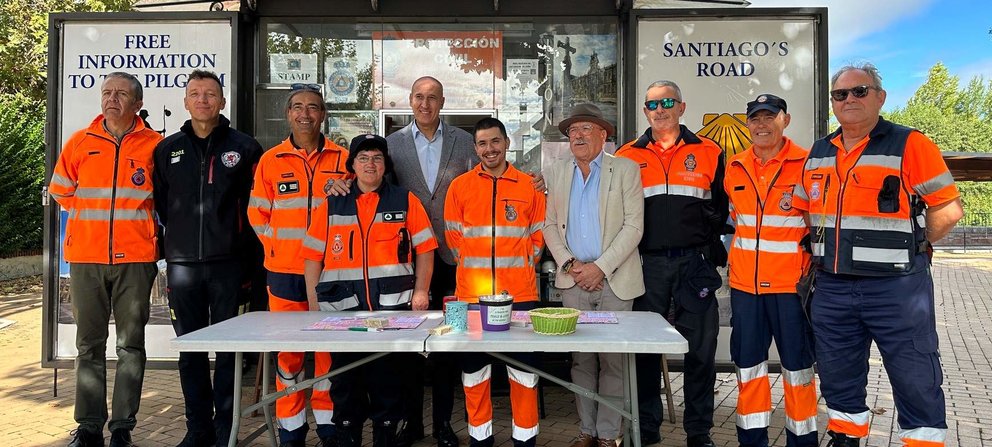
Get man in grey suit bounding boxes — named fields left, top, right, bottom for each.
left=544, top=103, right=645, bottom=447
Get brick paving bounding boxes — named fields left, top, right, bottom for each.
left=1, top=253, right=991, bottom=446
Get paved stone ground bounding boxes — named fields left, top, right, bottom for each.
left=1, top=253, right=990, bottom=446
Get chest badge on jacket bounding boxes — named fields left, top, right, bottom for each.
left=504, top=203, right=517, bottom=222
left=221, top=151, right=241, bottom=168
left=331, top=234, right=344, bottom=256
left=131, top=167, right=146, bottom=186
left=684, top=153, right=697, bottom=171
left=171, top=149, right=183, bottom=164
left=779, top=192, right=793, bottom=211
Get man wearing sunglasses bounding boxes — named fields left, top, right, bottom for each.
left=792, top=63, right=963, bottom=447
left=616, top=80, right=729, bottom=447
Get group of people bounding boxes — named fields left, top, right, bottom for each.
left=51, top=61, right=962, bottom=447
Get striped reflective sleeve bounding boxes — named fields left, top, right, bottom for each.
left=50, top=173, right=76, bottom=190
left=410, top=227, right=435, bottom=248
left=302, top=234, right=326, bottom=253
left=913, top=171, right=955, bottom=196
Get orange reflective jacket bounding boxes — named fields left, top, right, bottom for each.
left=725, top=137, right=810, bottom=294
left=49, top=115, right=162, bottom=264
left=444, top=163, right=545, bottom=303
left=792, top=119, right=959, bottom=276
left=248, top=136, right=350, bottom=275
left=300, top=182, right=437, bottom=311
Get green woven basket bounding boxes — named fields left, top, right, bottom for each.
left=529, top=307, right=580, bottom=335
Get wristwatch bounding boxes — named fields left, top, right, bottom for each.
left=561, top=258, right=576, bottom=273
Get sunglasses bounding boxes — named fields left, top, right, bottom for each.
left=644, top=98, right=680, bottom=110
left=290, top=83, right=321, bottom=91
left=829, top=85, right=878, bottom=102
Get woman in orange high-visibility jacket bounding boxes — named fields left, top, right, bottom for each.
left=725, top=94, right=817, bottom=447
left=444, top=118, right=546, bottom=447
left=302, top=134, right=436, bottom=447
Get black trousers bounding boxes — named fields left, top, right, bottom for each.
left=633, top=253, right=719, bottom=438
left=403, top=253, right=458, bottom=430
left=330, top=352, right=404, bottom=428
left=167, top=260, right=243, bottom=440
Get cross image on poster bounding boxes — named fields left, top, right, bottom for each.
left=51, top=18, right=234, bottom=361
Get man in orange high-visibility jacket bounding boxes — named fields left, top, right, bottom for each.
left=444, top=117, right=546, bottom=447
left=616, top=80, right=729, bottom=447
left=49, top=72, right=162, bottom=447
left=247, top=85, right=351, bottom=447
left=725, top=94, right=817, bottom=447
left=792, top=63, right=963, bottom=447
left=301, top=133, right=437, bottom=447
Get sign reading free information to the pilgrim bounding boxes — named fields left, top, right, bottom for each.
left=52, top=19, right=233, bottom=361
left=636, top=18, right=821, bottom=156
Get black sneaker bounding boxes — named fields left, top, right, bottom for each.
left=68, top=427, right=105, bottom=447
left=175, top=430, right=216, bottom=447
left=433, top=421, right=459, bottom=447
left=108, top=429, right=134, bottom=447
left=686, top=434, right=715, bottom=447
left=395, top=420, right=425, bottom=447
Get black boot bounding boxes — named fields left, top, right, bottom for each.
left=433, top=421, right=460, bottom=447
left=335, top=421, right=363, bottom=447
left=374, top=420, right=399, bottom=447
left=826, top=431, right=860, bottom=447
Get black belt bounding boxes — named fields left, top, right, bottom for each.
left=645, top=246, right=700, bottom=258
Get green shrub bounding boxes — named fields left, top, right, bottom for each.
left=0, top=93, right=45, bottom=256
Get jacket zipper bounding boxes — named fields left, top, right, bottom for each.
left=108, top=140, right=122, bottom=264
left=357, top=202, right=374, bottom=310
left=832, top=151, right=862, bottom=271
left=733, top=159, right=784, bottom=292
left=490, top=175, right=498, bottom=295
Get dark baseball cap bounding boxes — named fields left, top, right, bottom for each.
left=746, top=94, right=788, bottom=117
left=349, top=133, right=388, bottom=153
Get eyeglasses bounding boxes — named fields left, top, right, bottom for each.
left=355, top=155, right=385, bottom=164
left=644, top=98, right=680, bottom=110
left=566, top=124, right=600, bottom=137
left=290, top=83, right=321, bottom=91
left=829, top=85, right=878, bottom=102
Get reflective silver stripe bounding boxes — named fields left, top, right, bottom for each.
left=733, top=237, right=799, bottom=254
left=828, top=408, right=871, bottom=426
left=468, top=420, right=493, bottom=442
left=761, top=215, right=806, bottom=228
left=72, top=208, right=147, bottom=221
left=275, top=227, right=306, bottom=240
left=914, top=171, right=955, bottom=196
left=330, top=215, right=360, bottom=226
left=451, top=248, right=459, bottom=259
left=411, top=228, right=434, bottom=246
left=840, top=216, right=913, bottom=233
left=782, top=367, right=815, bottom=386
left=805, top=156, right=836, bottom=170
left=379, top=289, right=413, bottom=307
left=898, top=427, right=946, bottom=443
left=319, top=267, right=365, bottom=282
left=792, top=183, right=808, bottom=202
left=277, top=411, right=308, bottom=432
left=533, top=246, right=542, bottom=259
left=248, top=196, right=272, bottom=209
left=810, top=213, right=835, bottom=228
left=669, top=184, right=711, bottom=199
left=736, top=214, right=758, bottom=227
left=251, top=224, right=272, bottom=239
left=511, top=423, right=539, bottom=442
left=811, top=242, right=825, bottom=257
left=302, top=235, right=325, bottom=252
left=312, top=408, right=333, bottom=426
left=75, top=187, right=151, bottom=201
left=51, top=173, right=76, bottom=188
left=858, top=154, right=902, bottom=170
left=917, top=214, right=927, bottom=228
left=529, top=222, right=543, bottom=235
left=737, top=411, right=771, bottom=430
left=463, top=363, right=491, bottom=387
left=311, top=197, right=324, bottom=209
left=446, top=220, right=463, bottom=233
left=644, top=184, right=667, bottom=198
left=786, top=414, right=817, bottom=436
left=852, top=246, right=910, bottom=264
left=274, top=197, right=309, bottom=209
left=367, top=263, right=414, bottom=278
left=507, top=365, right=539, bottom=388
left=737, top=361, right=768, bottom=383
left=463, top=226, right=529, bottom=238
left=463, top=256, right=527, bottom=269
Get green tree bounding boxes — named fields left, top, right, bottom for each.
left=0, top=93, right=46, bottom=255
left=885, top=61, right=992, bottom=227
left=0, top=0, right=134, bottom=102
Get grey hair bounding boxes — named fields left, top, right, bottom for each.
left=645, top=80, right=683, bottom=102
left=104, top=72, right=143, bottom=101
left=285, top=87, right=327, bottom=113
left=831, top=62, right=884, bottom=90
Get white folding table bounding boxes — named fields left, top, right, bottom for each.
left=171, top=310, right=687, bottom=447
left=426, top=310, right=687, bottom=447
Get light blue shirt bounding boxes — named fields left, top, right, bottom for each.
left=566, top=151, right=603, bottom=263
left=413, top=121, right=444, bottom=193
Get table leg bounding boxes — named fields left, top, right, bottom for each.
left=262, top=352, right=277, bottom=446
left=230, top=351, right=243, bottom=447
left=626, top=353, right=641, bottom=447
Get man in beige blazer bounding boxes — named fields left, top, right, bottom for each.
left=543, top=103, right=645, bottom=447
